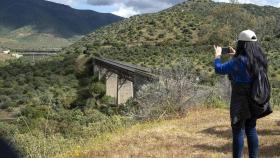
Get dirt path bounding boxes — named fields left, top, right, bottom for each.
left=0, top=109, right=18, bottom=122
left=79, top=108, right=280, bottom=158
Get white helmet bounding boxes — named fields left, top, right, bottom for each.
left=238, top=30, right=257, bottom=42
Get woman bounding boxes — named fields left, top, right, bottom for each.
left=213, top=30, right=269, bottom=158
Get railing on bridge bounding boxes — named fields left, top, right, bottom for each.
left=93, top=57, right=157, bottom=81
left=12, top=48, right=61, bottom=53
left=17, top=52, right=58, bottom=56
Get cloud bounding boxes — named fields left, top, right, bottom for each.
left=87, top=0, right=121, bottom=6
left=126, top=0, right=176, bottom=13
left=86, top=0, right=185, bottom=17
left=112, top=3, right=140, bottom=18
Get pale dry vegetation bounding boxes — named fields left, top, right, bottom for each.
left=77, top=108, right=280, bottom=158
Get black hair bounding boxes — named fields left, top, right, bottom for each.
left=234, top=40, right=268, bottom=77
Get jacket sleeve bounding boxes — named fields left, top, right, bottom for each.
left=214, top=58, right=236, bottom=75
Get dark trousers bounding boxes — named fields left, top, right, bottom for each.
left=232, top=118, right=259, bottom=158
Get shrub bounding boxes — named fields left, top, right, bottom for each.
left=100, top=96, right=115, bottom=105
left=158, top=33, right=165, bottom=38
left=135, top=66, right=206, bottom=119
left=75, top=54, right=93, bottom=77
left=204, top=95, right=228, bottom=109
left=0, top=122, right=19, bottom=137
left=0, top=95, right=12, bottom=109
left=85, top=98, right=97, bottom=108
left=90, top=82, right=106, bottom=98
left=20, top=105, right=49, bottom=119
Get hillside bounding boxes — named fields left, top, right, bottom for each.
left=67, top=108, right=280, bottom=158
left=69, top=1, right=280, bottom=74
left=68, top=0, right=280, bottom=103
left=0, top=0, right=123, bottom=49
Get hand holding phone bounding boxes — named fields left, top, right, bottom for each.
left=214, top=45, right=236, bottom=58
left=222, top=47, right=230, bottom=54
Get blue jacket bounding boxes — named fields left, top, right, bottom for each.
left=214, top=56, right=253, bottom=83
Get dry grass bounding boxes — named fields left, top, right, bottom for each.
left=76, top=107, right=280, bottom=158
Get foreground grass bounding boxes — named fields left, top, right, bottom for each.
left=72, top=108, right=280, bottom=158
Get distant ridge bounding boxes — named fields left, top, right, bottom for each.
left=0, top=0, right=123, bottom=48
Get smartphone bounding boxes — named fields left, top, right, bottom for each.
left=222, top=47, right=230, bottom=54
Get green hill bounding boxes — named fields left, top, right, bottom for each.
left=69, top=0, right=280, bottom=80
left=67, top=0, right=280, bottom=102
left=0, top=0, right=123, bottom=49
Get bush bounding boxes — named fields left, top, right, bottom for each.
left=204, top=95, right=228, bottom=109
left=89, top=82, right=106, bottom=98
left=75, top=54, right=92, bottom=77
left=20, top=105, right=50, bottom=119
left=100, top=96, right=115, bottom=105
left=85, top=98, right=97, bottom=108
left=158, top=33, right=165, bottom=38
left=135, top=67, right=204, bottom=119
left=0, top=122, right=19, bottom=137
left=0, top=95, right=12, bottom=109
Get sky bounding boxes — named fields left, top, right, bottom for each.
left=46, top=0, right=280, bottom=18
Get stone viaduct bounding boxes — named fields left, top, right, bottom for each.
left=93, top=57, right=158, bottom=105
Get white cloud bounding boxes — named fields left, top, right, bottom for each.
left=87, top=0, right=184, bottom=17
left=87, top=0, right=121, bottom=6
left=112, top=4, right=140, bottom=17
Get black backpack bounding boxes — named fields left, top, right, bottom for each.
left=250, top=67, right=273, bottom=118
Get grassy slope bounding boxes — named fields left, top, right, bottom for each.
left=68, top=1, right=280, bottom=104
left=72, top=108, right=280, bottom=158
left=69, top=1, right=280, bottom=80
left=0, top=25, right=82, bottom=49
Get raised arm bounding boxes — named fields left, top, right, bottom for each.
left=213, top=45, right=236, bottom=75
left=214, top=58, right=236, bottom=75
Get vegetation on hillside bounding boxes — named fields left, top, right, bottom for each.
left=68, top=0, right=280, bottom=104
left=0, top=54, right=136, bottom=157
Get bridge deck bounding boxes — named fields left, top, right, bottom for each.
left=94, top=57, right=157, bottom=80
left=12, top=49, right=61, bottom=53
left=18, top=53, right=58, bottom=55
